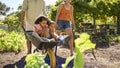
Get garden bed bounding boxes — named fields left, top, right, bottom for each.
left=0, top=43, right=120, bottom=68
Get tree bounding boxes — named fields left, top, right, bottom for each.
left=0, top=2, right=10, bottom=15
left=107, top=1, right=120, bottom=34
left=3, top=5, right=22, bottom=32
left=49, top=0, right=120, bottom=33
left=49, top=0, right=63, bottom=21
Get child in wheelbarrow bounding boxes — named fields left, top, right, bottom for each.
left=47, top=20, right=70, bottom=44
left=34, top=16, right=69, bottom=43
left=34, top=16, right=50, bottom=38
left=34, top=16, right=70, bottom=53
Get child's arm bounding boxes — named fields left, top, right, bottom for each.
left=41, top=28, right=50, bottom=38
left=50, top=30, right=59, bottom=41
left=34, top=24, right=42, bottom=35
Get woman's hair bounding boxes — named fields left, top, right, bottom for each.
left=34, top=16, right=48, bottom=24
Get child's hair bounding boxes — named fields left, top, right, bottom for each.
left=47, top=20, right=56, bottom=26
left=35, top=16, right=48, bottom=24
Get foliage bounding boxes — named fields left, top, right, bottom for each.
left=49, top=0, right=63, bottom=21
left=25, top=53, right=50, bottom=68
left=3, top=12, right=21, bottom=32
left=49, top=5, right=57, bottom=21
left=74, top=48, right=84, bottom=68
left=49, top=0, right=120, bottom=32
left=1, top=5, right=22, bottom=32
left=0, top=2, right=10, bottom=15
left=118, top=35, right=120, bottom=43
left=106, top=34, right=120, bottom=43
left=75, top=33, right=96, bottom=52
left=73, top=33, right=95, bottom=68
left=107, top=1, right=120, bottom=17
left=0, top=29, right=25, bottom=52
left=61, top=33, right=96, bottom=68
left=62, top=56, right=74, bottom=68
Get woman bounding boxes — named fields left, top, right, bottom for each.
left=55, top=0, right=76, bottom=56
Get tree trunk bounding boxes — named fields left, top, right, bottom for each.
left=93, top=14, right=96, bottom=32
left=117, top=16, right=120, bottom=34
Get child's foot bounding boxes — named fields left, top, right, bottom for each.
left=57, top=35, right=64, bottom=42
left=63, top=36, right=70, bottom=44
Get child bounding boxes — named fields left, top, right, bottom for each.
left=34, top=16, right=49, bottom=38
left=48, top=20, right=70, bottom=43
left=34, top=16, right=50, bottom=54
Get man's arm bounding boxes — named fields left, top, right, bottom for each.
left=21, top=11, right=25, bottom=26
left=21, top=0, right=27, bottom=26
left=43, top=1, right=47, bottom=16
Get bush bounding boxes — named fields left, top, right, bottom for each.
left=25, top=53, right=50, bottom=68
left=0, top=29, right=25, bottom=52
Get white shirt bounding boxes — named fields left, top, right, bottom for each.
left=22, top=0, right=46, bottom=30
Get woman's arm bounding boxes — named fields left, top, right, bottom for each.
left=55, top=4, right=63, bottom=23
left=70, top=6, right=76, bottom=31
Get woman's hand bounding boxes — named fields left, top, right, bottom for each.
left=73, top=25, right=76, bottom=32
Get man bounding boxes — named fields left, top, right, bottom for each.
left=21, top=0, right=47, bottom=54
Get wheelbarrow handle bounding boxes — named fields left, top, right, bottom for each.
left=21, top=26, right=26, bottom=32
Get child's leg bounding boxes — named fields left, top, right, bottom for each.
left=41, top=46, right=47, bottom=54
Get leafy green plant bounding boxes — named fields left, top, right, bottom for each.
left=0, top=29, right=7, bottom=37
left=117, top=35, right=120, bottom=42
left=73, top=33, right=95, bottom=68
left=62, top=33, right=96, bottom=68
left=62, top=56, right=74, bottom=68
left=25, top=53, right=50, bottom=68
left=74, top=47, right=84, bottom=68
left=0, top=29, right=25, bottom=52
left=75, top=33, right=96, bottom=52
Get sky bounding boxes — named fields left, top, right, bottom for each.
left=0, top=0, right=57, bottom=14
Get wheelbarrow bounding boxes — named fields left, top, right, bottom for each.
left=22, top=26, right=59, bottom=68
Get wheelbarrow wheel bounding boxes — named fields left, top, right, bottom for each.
left=47, top=49, right=56, bottom=68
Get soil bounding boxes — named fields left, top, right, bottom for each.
left=0, top=43, right=120, bottom=68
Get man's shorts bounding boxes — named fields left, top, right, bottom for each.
left=57, top=20, right=72, bottom=31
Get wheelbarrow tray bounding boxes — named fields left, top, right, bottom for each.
left=25, top=31, right=59, bottom=50
left=22, top=26, right=59, bottom=50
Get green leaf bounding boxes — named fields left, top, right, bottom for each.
left=62, top=56, right=74, bottom=68
left=74, top=48, right=84, bottom=68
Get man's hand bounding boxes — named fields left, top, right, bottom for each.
left=21, top=21, right=25, bottom=27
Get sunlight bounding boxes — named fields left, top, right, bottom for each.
left=44, top=0, right=56, bottom=5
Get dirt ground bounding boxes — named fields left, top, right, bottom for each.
left=0, top=43, right=120, bottom=68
